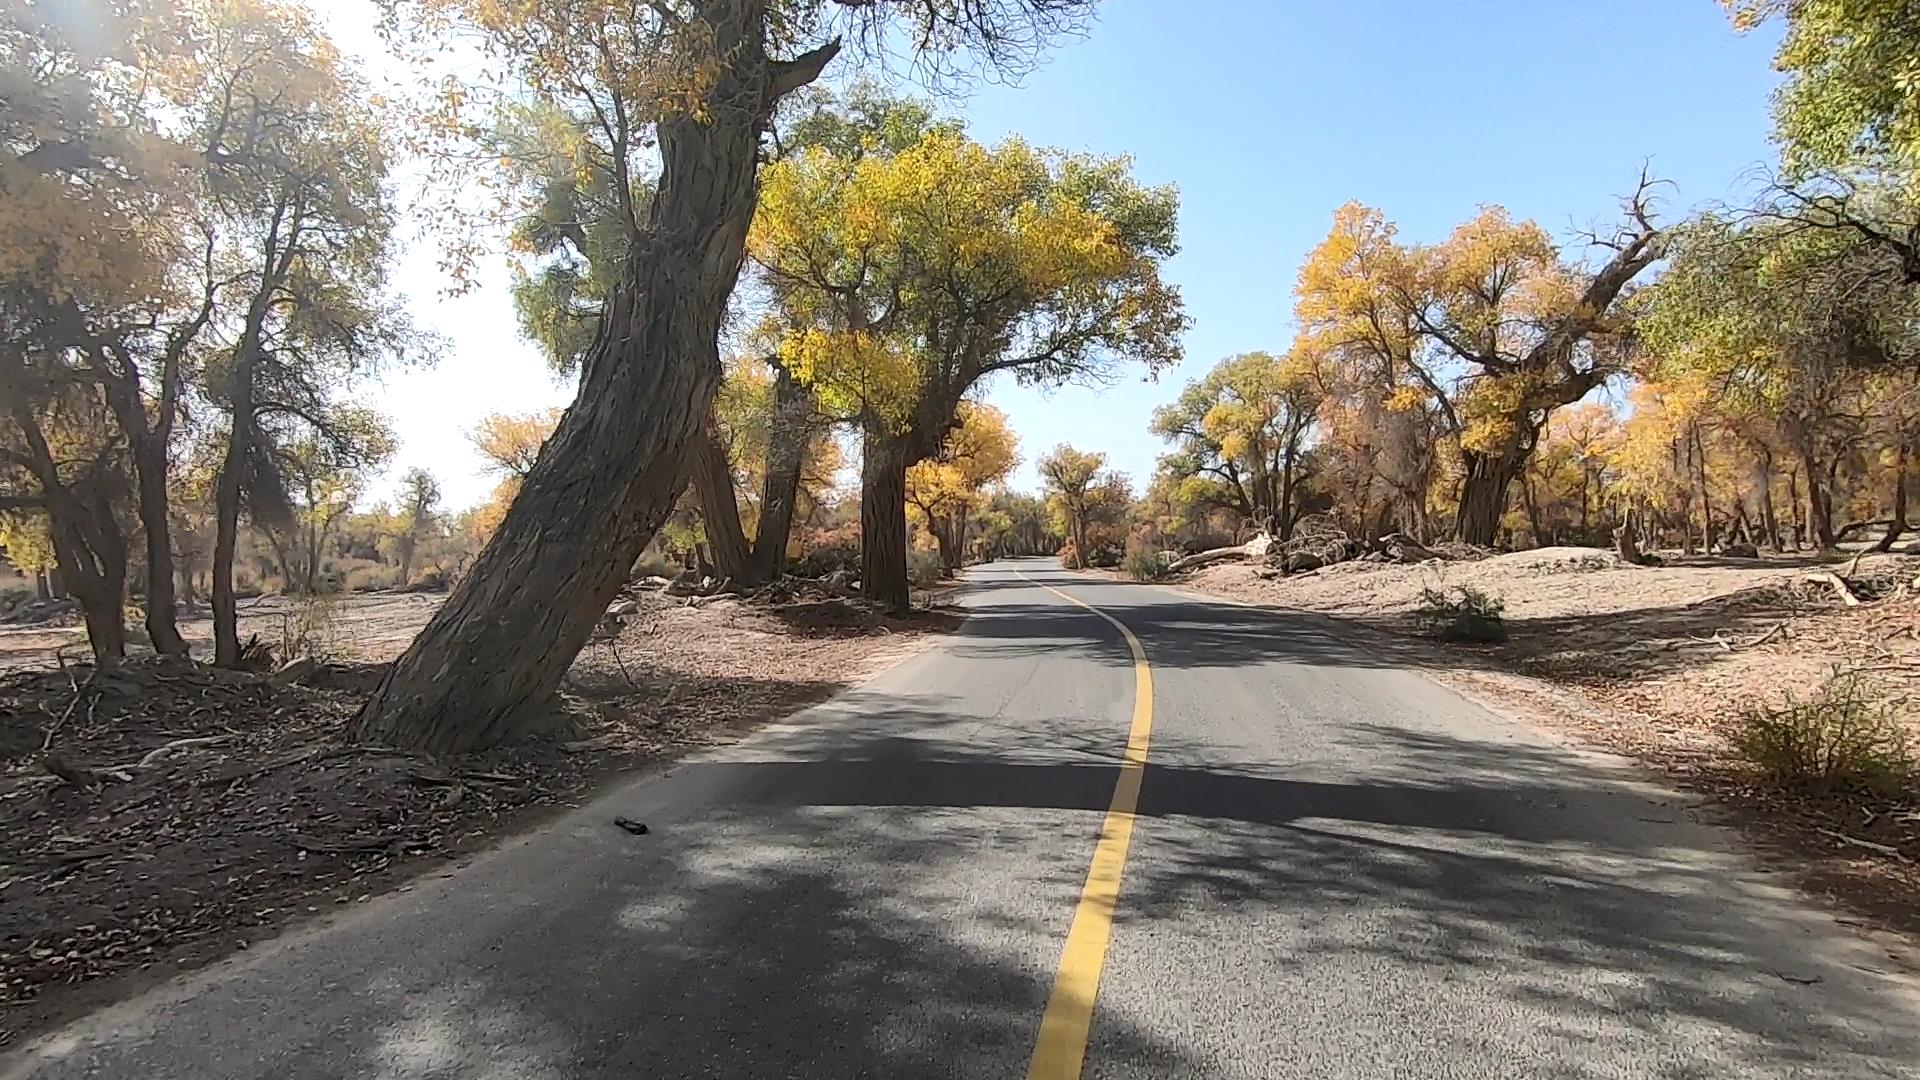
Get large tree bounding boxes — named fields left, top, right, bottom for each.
left=354, top=1, right=1102, bottom=752
left=1150, top=350, right=1321, bottom=539
left=1039, top=444, right=1129, bottom=567
left=1642, top=203, right=1920, bottom=548
left=752, top=123, right=1182, bottom=610
left=1295, top=189, right=1662, bottom=546
left=1730, top=0, right=1920, bottom=173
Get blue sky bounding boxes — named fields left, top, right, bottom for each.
left=338, top=1, right=1787, bottom=507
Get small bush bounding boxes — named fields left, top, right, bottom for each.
left=278, top=592, right=341, bottom=663
left=631, top=549, right=676, bottom=579
left=0, top=585, right=30, bottom=615
left=1123, top=545, right=1170, bottom=582
left=342, top=564, right=399, bottom=592
left=1415, top=584, right=1507, bottom=642
left=1735, top=673, right=1914, bottom=794
left=907, top=547, right=946, bottom=589
left=1058, top=540, right=1082, bottom=569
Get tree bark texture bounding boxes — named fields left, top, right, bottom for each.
left=688, top=419, right=753, bottom=582
left=861, top=425, right=913, bottom=615
left=7, top=403, right=127, bottom=661
left=351, top=5, right=839, bottom=753
left=1455, top=449, right=1524, bottom=548
left=749, top=365, right=810, bottom=581
left=1795, top=438, right=1838, bottom=548
left=103, top=381, right=187, bottom=655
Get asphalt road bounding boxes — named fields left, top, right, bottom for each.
left=9, top=560, right=1920, bottom=1078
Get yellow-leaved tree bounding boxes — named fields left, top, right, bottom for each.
left=751, top=113, right=1182, bottom=610
left=358, top=0, right=1107, bottom=752
left=906, top=402, right=1018, bottom=570
left=1294, top=188, right=1662, bottom=546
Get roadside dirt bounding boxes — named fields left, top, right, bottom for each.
left=0, top=586, right=961, bottom=1045
left=1184, top=548, right=1920, bottom=942
left=0, top=592, right=445, bottom=674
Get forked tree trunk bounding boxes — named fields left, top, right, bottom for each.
left=861, top=424, right=912, bottom=615
left=929, top=510, right=960, bottom=570
left=351, top=12, right=839, bottom=753
left=688, top=420, right=753, bottom=582
left=9, top=404, right=128, bottom=661
left=1455, top=449, right=1524, bottom=548
left=1795, top=439, right=1838, bottom=548
left=107, top=391, right=187, bottom=656
left=750, top=365, right=810, bottom=581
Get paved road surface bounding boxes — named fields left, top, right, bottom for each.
left=9, top=560, right=1920, bottom=1078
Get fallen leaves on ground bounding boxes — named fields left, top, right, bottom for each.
left=0, top=588, right=959, bottom=1044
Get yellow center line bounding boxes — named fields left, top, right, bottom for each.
left=1017, top=571, right=1154, bottom=1080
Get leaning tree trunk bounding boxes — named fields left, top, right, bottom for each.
left=688, top=419, right=753, bottom=583
left=1455, top=449, right=1524, bottom=548
left=351, top=14, right=838, bottom=754
left=860, top=424, right=913, bottom=615
left=749, top=365, right=809, bottom=581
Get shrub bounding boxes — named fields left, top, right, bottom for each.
left=1058, top=540, right=1082, bottom=569
left=342, top=563, right=399, bottom=592
left=907, top=547, right=946, bottom=589
left=1123, top=544, right=1170, bottom=582
left=791, top=522, right=862, bottom=578
left=1735, top=673, right=1914, bottom=794
left=1414, top=584, right=1507, bottom=642
left=0, top=585, right=30, bottom=616
left=278, top=592, right=341, bottom=663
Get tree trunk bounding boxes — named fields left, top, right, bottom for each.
left=749, top=365, right=809, bottom=581
left=350, top=15, right=837, bottom=753
left=108, top=395, right=187, bottom=655
left=1795, top=439, right=1838, bottom=548
left=1786, top=465, right=1804, bottom=549
left=34, top=569, right=51, bottom=601
left=1876, top=447, right=1909, bottom=552
left=1693, top=426, right=1715, bottom=553
left=1755, top=452, right=1781, bottom=553
left=1278, top=453, right=1297, bottom=541
left=688, top=419, right=753, bottom=583
left=861, top=424, right=912, bottom=615
left=397, top=535, right=416, bottom=588
left=1455, top=449, right=1523, bottom=547
left=212, top=419, right=247, bottom=666
left=953, top=504, right=970, bottom=568
left=1520, top=473, right=1545, bottom=548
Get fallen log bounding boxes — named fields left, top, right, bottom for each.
left=1167, top=544, right=1255, bottom=573
left=1803, top=570, right=1861, bottom=607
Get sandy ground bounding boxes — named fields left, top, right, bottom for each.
left=1183, top=547, right=1920, bottom=935
left=0, top=592, right=443, bottom=673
